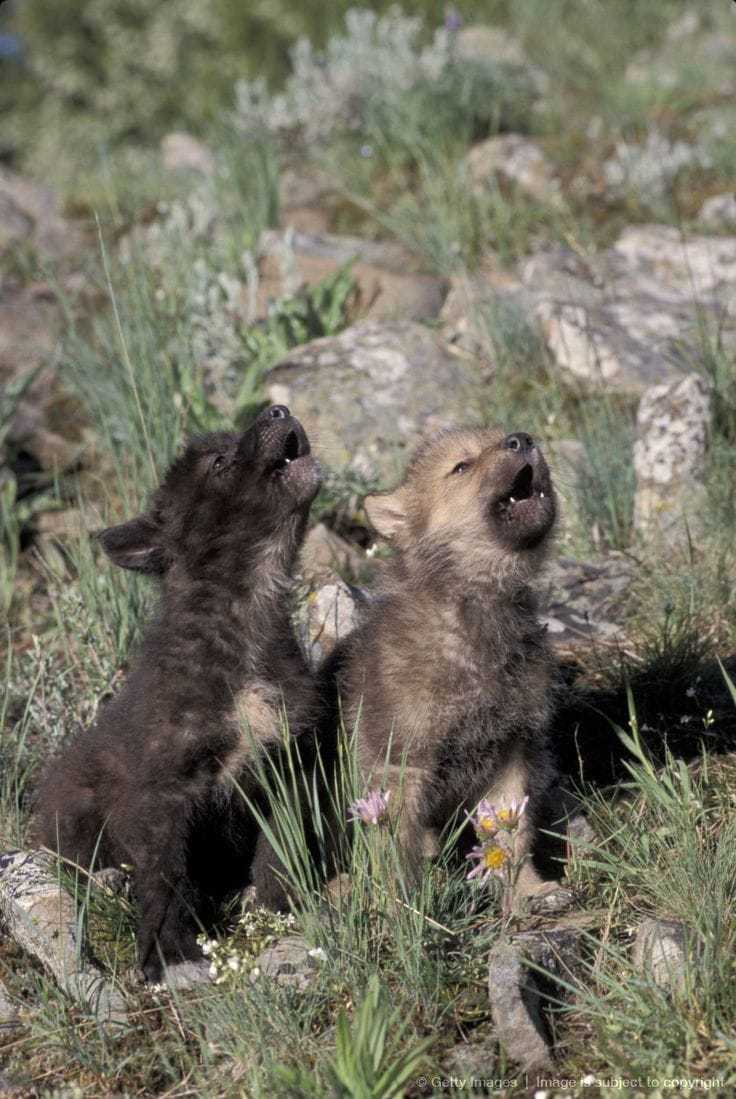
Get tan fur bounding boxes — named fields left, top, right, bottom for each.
left=336, top=425, right=559, bottom=898
left=219, top=683, right=284, bottom=785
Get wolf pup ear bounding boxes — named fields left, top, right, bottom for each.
left=98, top=516, right=168, bottom=574
left=364, top=491, right=408, bottom=542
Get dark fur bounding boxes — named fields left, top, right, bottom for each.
left=32, top=406, right=321, bottom=981
left=332, top=427, right=559, bottom=892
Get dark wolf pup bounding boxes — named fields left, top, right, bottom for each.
left=33, top=405, right=321, bottom=982
left=335, top=426, right=559, bottom=901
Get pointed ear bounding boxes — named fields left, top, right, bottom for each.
left=98, top=516, right=168, bottom=574
left=364, top=490, right=409, bottom=541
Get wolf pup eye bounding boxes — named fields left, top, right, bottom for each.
left=211, top=455, right=227, bottom=474
left=450, top=460, right=472, bottom=475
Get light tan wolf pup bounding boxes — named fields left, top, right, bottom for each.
left=335, top=425, right=561, bottom=902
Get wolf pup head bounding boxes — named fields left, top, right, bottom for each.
left=364, top=426, right=556, bottom=582
left=99, top=405, right=321, bottom=580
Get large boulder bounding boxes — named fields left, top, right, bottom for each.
left=265, top=320, right=483, bottom=480
left=256, top=230, right=448, bottom=324
left=521, top=228, right=736, bottom=395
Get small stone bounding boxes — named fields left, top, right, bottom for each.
left=161, top=959, right=214, bottom=990
left=564, top=813, right=596, bottom=852
left=300, top=523, right=366, bottom=585
left=442, top=1030, right=497, bottom=1078
left=527, top=886, right=575, bottom=916
left=161, top=133, right=216, bottom=177
left=633, top=372, right=712, bottom=544
left=632, top=918, right=687, bottom=992
left=466, top=134, right=561, bottom=206
left=303, top=580, right=362, bottom=668
left=698, top=193, right=736, bottom=230
left=252, top=935, right=321, bottom=991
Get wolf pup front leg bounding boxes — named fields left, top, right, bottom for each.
left=337, top=427, right=562, bottom=903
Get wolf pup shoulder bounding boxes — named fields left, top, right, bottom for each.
left=336, top=426, right=558, bottom=899
left=33, top=405, right=321, bottom=982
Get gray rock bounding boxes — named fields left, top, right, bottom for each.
left=698, top=193, right=736, bottom=230
left=301, top=579, right=363, bottom=668
left=488, top=921, right=593, bottom=1071
left=300, top=523, right=366, bottom=585
left=0, top=283, right=83, bottom=474
left=632, top=918, right=687, bottom=992
left=613, top=225, right=736, bottom=305
left=541, top=554, right=634, bottom=654
left=439, top=265, right=525, bottom=362
left=487, top=938, right=552, bottom=1072
left=564, top=812, right=596, bottom=853
left=251, top=935, right=323, bottom=991
left=266, top=321, right=482, bottom=480
left=161, top=959, right=213, bottom=990
left=0, top=169, right=86, bottom=263
left=0, top=850, right=127, bottom=1023
left=259, top=230, right=420, bottom=275
left=161, top=132, right=216, bottom=177
left=523, top=228, right=736, bottom=395
left=442, top=1030, right=497, bottom=1078
left=633, top=373, right=712, bottom=544
left=545, top=439, right=586, bottom=544
left=465, top=134, right=561, bottom=206
left=257, top=230, right=448, bottom=323
left=535, top=297, right=686, bottom=395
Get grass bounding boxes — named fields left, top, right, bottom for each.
left=3, top=0, right=736, bottom=1093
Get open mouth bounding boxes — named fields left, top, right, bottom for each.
left=494, top=463, right=547, bottom=518
left=270, top=429, right=310, bottom=475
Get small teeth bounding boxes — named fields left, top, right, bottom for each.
left=540, top=491, right=545, bottom=498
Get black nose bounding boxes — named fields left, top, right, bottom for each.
left=504, top=432, right=535, bottom=454
left=268, top=405, right=290, bottom=419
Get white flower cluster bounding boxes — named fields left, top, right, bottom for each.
left=603, top=130, right=712, bottom=207
left=198, top=908, right=297, bottom=985
left=234, top=6, right=455, bottom=145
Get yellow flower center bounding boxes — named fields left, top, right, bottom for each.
left=483, top=845, right=508, bottom=870
left=477, top=815, right=497, bottom=835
